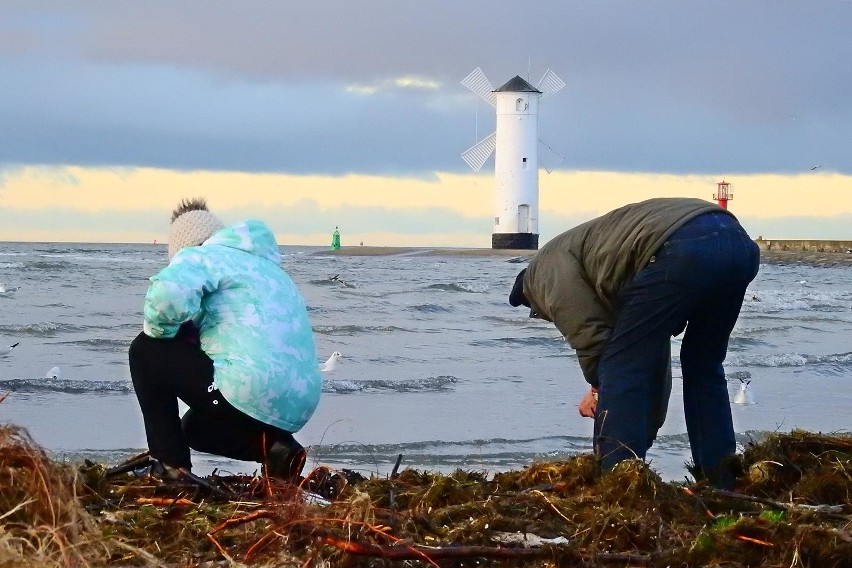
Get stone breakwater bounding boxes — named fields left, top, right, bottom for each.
left=755, top=238, right=852, bottom=254
left=315, top=245, right=852, bottom=268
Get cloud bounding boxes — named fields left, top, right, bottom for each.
left=346, top=75, right=442, bottom=95
left=2, top=2, right=851, bottom=177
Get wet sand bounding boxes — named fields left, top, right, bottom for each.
left=313, top=246, right=852, bottom=268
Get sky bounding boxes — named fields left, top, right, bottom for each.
left=2, top=1, right=851, bottom=247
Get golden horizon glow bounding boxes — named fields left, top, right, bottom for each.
left=1, top=165, right=850, bottom=245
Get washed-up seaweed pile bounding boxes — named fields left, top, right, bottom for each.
left=1, top=424, right=850, bottom=567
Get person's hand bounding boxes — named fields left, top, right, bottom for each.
left=578, top=388, right=598, bottom=418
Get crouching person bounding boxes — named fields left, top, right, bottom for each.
left=129, top=198, right=322, bottom=481
left=509, top=197, right=759, bottom=488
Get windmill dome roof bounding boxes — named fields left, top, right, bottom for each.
left=493, top=75, right=541, bottom=93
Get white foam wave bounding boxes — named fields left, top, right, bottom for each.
left=727, top=352, right=852, bottom=367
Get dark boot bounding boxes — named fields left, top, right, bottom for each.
left=265, top=437, right=307, bottom=482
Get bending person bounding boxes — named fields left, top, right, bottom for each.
left=129, top=198, right=322, bottom=480
left=508, top=197, right=759, bottom=488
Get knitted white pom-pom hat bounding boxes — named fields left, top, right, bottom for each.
left=168, top=198, right=225, bottom=259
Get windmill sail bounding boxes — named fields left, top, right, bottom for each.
left=537, top=68, right=566, bottom=98
left=461, top=67, right=497, bottom=107
left=538, top=139, right=565, bottom=174
left=461, top=131, right=497, bottom=171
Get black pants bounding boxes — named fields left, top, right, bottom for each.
left=129, top=331, right=296, bottom=469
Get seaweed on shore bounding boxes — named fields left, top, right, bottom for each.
left=1, top=424, right=850, bottom=567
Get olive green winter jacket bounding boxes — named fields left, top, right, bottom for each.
left=522, top=197, right=732, bottom=387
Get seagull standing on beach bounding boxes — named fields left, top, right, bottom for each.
left=0, top=342, right=19, bottom=357
left=320, top=351, right=342, bottom=372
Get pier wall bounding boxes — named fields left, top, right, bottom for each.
left=755, top=239, right=852, bottom=253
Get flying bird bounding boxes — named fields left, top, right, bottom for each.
left=320, top=351, right=342, bottom=372
left=810, top=165, right=822, bottom=170
left=0, top=342, right=19, bottom=357
left=733, top=377, right=755, bottom=405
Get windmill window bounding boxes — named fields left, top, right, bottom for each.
left=516, top=98, right=527, bottom=111
left=495, top=216, right=500, bottom=225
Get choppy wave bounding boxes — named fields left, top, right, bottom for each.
left=470, top=336, right=566, bottom=349
left=309, top=277, right=357, bottom=288
left=26, top=260, right=74, bottom=271
left=408, top=303, right=453, bottom=313
left=743, top=290, right=852, bottom=314
left=0, top=322, right=81, bottom=337
left=0, top=378, right=132, bottom=394
left=727, top=336, right=771, bottom=350
left=727, top=351, right=852, bottom=368
left=323, top=375, right=457, bottom=393
left=53, top=338, right=133, bottom=353
left=313, top=324, right=413, bottom=336
left=733, top=324, right=815, bottom=336
left=425, top=282, right=489, bottom=293
left=309, top=435, right=593, bottom=471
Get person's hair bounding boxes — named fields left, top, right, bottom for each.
left=171, top=198, right=210, bottom=223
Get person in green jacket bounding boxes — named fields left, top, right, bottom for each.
left=129, top=198, right=322, bottom=481
left=509, top=197, right=760, bottom=488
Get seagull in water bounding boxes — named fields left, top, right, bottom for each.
left=329, top=274, right=354, bottom=288
left=320, top=351, right=342, bottom=372
left=733, top=377, right=756, bottom=405
left=0, top=342, right=19, bottom=357
left=45, top=366, right=61, bottom=379
left=0, top=283, right=20, bottom=295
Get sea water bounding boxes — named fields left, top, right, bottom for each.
left=1, top=242, right=851, bottom=481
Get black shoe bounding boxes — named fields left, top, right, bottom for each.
left=142, top=459, right=186, bottom=481
left=265, top=438, right=307, bottom=482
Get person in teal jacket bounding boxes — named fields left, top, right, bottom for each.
left=129, top=198, right=322, bottom=480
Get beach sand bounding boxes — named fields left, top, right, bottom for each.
left=314, top=246, right=852, bottom=267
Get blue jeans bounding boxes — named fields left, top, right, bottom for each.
left=593, top=212, right=760, bottom=487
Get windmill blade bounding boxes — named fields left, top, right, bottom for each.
left=461, top=131, right=497, bottom=171
left=537, top=68, right=566, bottom=98
left=538, top=139, right=565, bottom=173
left=461, top=67, right=497, bottom=107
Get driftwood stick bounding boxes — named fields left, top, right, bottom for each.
left=209, top=509, right=276, bottom=535
left=104, top=452, right=152, bottom=477
left=320, top=534, right=650, bottom=565
left=704, top=488, right=848, bottom=518
left=322, top=535, right=545, bottom=560
left=705, top=488, right=791, bottom=510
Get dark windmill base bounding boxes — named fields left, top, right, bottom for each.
left=492, top=233, right=539, bottom=250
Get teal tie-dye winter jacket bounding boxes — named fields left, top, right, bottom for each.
left=142, top=220, right=322, bottom=433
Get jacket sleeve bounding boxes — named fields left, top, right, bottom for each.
left=142, top=253, right=218, bottom=339
left=531, top=252, right=615, bottom=387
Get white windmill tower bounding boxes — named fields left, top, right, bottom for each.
left=461, top=67, right=566, bottom=249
